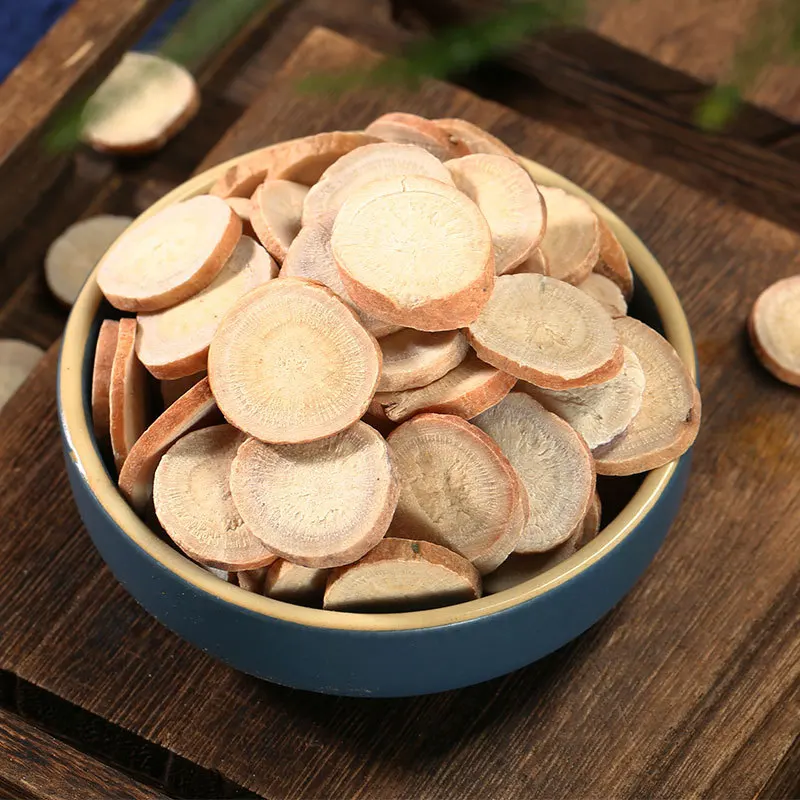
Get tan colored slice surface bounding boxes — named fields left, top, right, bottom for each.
left=0, top=339, right=44, bottom=414
left=250, top=180, right=308, bottom=264
left=332, top=175, right=494, bottom=331
left=434, top=118, right=517, bottom=159
left=153, top=424, right=276, bottom=571
left=224, top=197, right=255, bottom=237
left=474, top=391, right=595, bottom=553
left=511, top=248, right=549, bottom=276
left=160, top=371, right=206, bottom=409
left=595, top=318, right=701, bottom=475
left=234, top=568, right=271, bottom=593
left=748, top=275, right=800, bottom=387
left=97, top=195, right=242, bottom=312
left=137, top=236, right=277, bottom=379
left=377, top=329, right=469, bottom=392
left=323, top=538, right=481, bottom=612
left=208, top=278, right=381, bottom=443
left=578, top=273, right=627, bottom=318
left=91, top=320, right=119, bottom=443
left=468, top=273, right=623, bottom=389
left=594, top=218, right=634, bottom=300
left=364, top=113, right=464, bottom=160
left=265, top=560, right=329, bottom=606
left=230, top=422, right=399, bottom=568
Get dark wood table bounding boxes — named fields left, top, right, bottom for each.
left=0, top=4, right=798, bottom=799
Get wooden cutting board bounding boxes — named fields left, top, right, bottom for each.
left=0, top=27, right=797, bottom=800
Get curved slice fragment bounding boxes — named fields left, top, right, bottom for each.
left=511, top=248, right=549, bottom=276
left=91, top=320, right=119, bottom=443
left=250, top=180, right=308, bottom=264
left=378, top=329, right=469, bottom=392
left=434, top=118, right=517, bottom=159
left=264, top=560, right=329, bottom=606
left=578, top=273, right=627, bottom=318
left=748, top=275, right=800, bottom=387
left=594, top=218, right=634, bottom=300
left=160, top=371, right=206, bottom=409
left=224, top=197, right=255, bottom=237
left=364, top=112, right=464, bottom=160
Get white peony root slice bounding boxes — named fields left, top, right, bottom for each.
left=160, top=371, right=206, bottom=409
left=281, top=224, right=402, bottom=339
left=387, top=414, right=526, bottom=574
left=578, top=273, right=627, bottom=318
left=511, top=248, right=549, bottom=276
left=474, top=391, right=595, bottom=553
left=97, top=195, right=242, bottom=312
left=153, top=424, right=276, bottom=571
left=748, top=275, right=800, bottom=387
left=364, top=112, right=466, bottom=160
left=208, top=278, right=381, bottom=443
left=519, top=346, right=645, bottom=451
left=539, top=186, right=600, bottom=285
left=594, top=318, right=701, bottom=475
left=91, top=320, right=119, bottom=443
left=446, top=154, right=545, bottom=274
left=264, top=560, right=329, bottom=606
left=467, top=273, right=623, bottom=389
left=302, top=142, right=455, bottom=229
left=45, top=216, right=133, bottom=306
left=323, top=538, right=481, bottom=612
left=377, top=329, right=469, bottom=392
left=234, top=568, right=270, bottom=593
left=109, top=318, right=148, bottom=472
left=224, top=197, right=255, bottom=237
left=136, top=237, right=277, bottom=379
left=433, top=118, right=517, bottom=159
left=118, top=377, right=219, bottom=511
left=370, top=353, right=517, bottom=424
left=230, top=422, right=399, bottom=568
left=594, top=218, right=634, bottom=300
left=332, top=175, right=495, bottom=331
left=250, top=180, right=308, bottom=264
left=81, top=53, right=199, bottom=154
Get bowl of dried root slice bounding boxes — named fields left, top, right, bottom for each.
left=58, top=115, right=700, bottom=697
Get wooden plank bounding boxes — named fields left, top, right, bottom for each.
left=0, top=27, right=798, bottom=800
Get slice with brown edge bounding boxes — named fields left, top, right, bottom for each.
left=474, top=392, right=595, bottom=553
left=434, top=118, right=517, bottom=160
left=519, top=346, right=645, bottom=451
left=224, top=197, right=255, bottom=237
left=137, top=236, right=277, bottom=379
left=594, top=218, right=634, bottom=300
left=511, top=248, right=549, bottom=276
left=387, top=414, right=525, bottom=574
left=364, top=113, right=466, bottom=160
left=91, top=320, right=119, bottom=443
left=377, top=329, right=469, bottom=392
left=209, top=278, right=382, bottom=443
left=468, top=273, right=623, bottom=389
left=324, top=538, right=481, bottom=612
left=160, top=371, right=206, bottom=409
left=446, top=154, right=545, bottom=275
left=578, top=273, right=627, bottom=318
left=594, top=318, right=701, bottom=475
left=118, top=377, right=219, bottom=511
left=539, top=186, right=600, bottom=285
left=97, top=195, right=242, bottom=312
left=249, top=180, right=308, bottom=264
left=153, top=424, right=276, bottom=571
left=281, top=224, right=402, bottom=339
left=370, top=352, right=517, bottom=424
left=748, top=275, right=800, bottom=387
left=332, top=175, right=494, bottom=331
left=81, top=53, right=199, bottom=155
left=302, top=143, right=455, bottom=229
left=45, top=216, right=132, bottom=307
left=230, top=422, right=399, bottom=568
left=233, top=568, right=271, bottom=593
left=264, top=560, right=329, bottom=606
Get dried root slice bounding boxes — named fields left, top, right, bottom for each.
left=119, top=377, right=218, bottom=511
left=230, top=423, right=399, bottom=568
left=109, top=318, right=148, bottom=472
left=578, top=273, right=627, bottom=318
left=370, top=353, right=517, bottom=424
left=539, top=186, right=600, bottom=285
left=748, top=275, right=800, bottom=387
left=519, top=346, right=645, bottom=451
left=474, top=392, right=595, bottom=553
left=281, top=224, right=402, bottom=339
left=137, top=236, right=277, bottom=379
left=224, top=197, right=255, bottom=237
left=160, top=371, right=206, bottom=409
left=91, top=320, right=119, bottom=443
left=208, top=278, right=381, bottom=443
left=594, top=219, right=634, bottom=300
left=387, top=414, right=525, bottom=574
left=332, top=175, right=494, bottom=331
left=446, top=154, right=544, bottom=274
left=45, top=216, right=132, bottom=306
left=511, top=248, right=549, bottom=276
left=264, top=560, right=329, bottom=606
left=153, top=424, right=276, bottom=571
left=468, top=273, right=623, bottom=389
left=234, top=568, right=270, bottom=593
left=434, top=118, right=517, bottom=160
left=323, top=538, right=481, bottom=612
left=594, top=318, right=701, bottom=475
left=0, top=339, right=43, bottom=416
left=81, top=53, right=199, bottom=154
left=97, top=195, right=242, bottom=312
left=250, top=180, right=308, bottom=264
left=378, top=329, right=469, bottom=392
left=302, top=142, right=454, bottom=229
left=364, top=113, right=465, bottom=160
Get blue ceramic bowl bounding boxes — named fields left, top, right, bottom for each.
left=58, top=154, right=697, bottom=697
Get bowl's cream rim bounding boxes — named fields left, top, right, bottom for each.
left=59, top=153, right=696, bottom=633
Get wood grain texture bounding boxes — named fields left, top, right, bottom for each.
left=0, top=29, right=797, bottom=800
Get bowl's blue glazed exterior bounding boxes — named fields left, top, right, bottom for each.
left=57, top=153, right=698, bottom=698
